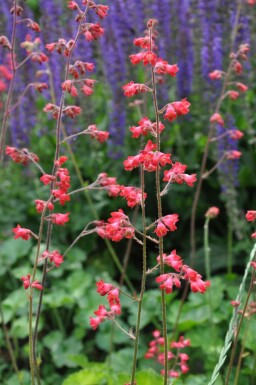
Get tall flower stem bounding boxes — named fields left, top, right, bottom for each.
left=149, top=24, right=168, bottom=385
left=30, top=7, right=89, bottom=384
left=0, top=0, right=18, bottom=163
left=130, top=165, right=147, bottom=385
left=225, top=269, right=256, bottom=385
left=190, top=0, right=243, bottom=263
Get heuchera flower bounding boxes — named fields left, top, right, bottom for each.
left=205, top=206, right=219, bottom=219
left=228, top=90, right=239, bottom=100
left=154, top=59, right=179, bottom=77
left=123, top=140, right=171, bottom=172
left=81, top=23, right=104, bottom=41
left=155, top=274, right=181, bottom=294
left=48, top=213, right=70, bottom=225
left=13, top=225, right=31, bottom=240
left=35, top=199, right=54, bottom=213
left=210, top=113, right=224, bottom=126
left=163, top=162, right=197, bottom=187
left=96, top=209, right=134, bottom=242
left=122, top=81, right=151, bottom=97
left=228, top=130, right=244, bottom=140
left=21, top=274, right=43, bottom=290
left=97, top=173, right=120, bottom=197
left=225, top=150, right=242, bottom=160
left=236, top=82, right=248, bottom=92
left=129, top=117, right=165, bottom=138
left=246, top=210, right=256, bottom=222
left=42, top=250, right=64, bottom=268
left=5, top=146, right=39, bottom=165
left=163, top=98, right=190, bottom=122
left=182, top=265, right=210, bottom=293
left=86, top=124, right=109, bottom=143
left=157, top=250, right=183, bottom=272
left=208, top=70, right=223, bottom=80
left=119, top=186, right=147, bottom=208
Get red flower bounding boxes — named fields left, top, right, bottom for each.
left=208, top=70, right=223, bottom=80
left=13, top=225, right=31, bottom=240
left=228, top=90, right=239, bottom=100
left=246, top=210, right=256, bottom=222
left=210, top=112, right=224, bottom=126
left=21, top=274, right=31, bottom=289
left=205, top=206, right=219, bottom=219
left=40, top=174, right=55, bottom=185
left=225, top=150, right=242, bottom=160
left=228, top=130, right=244, bottom=140
left=122, top=81, right=151, bottom=97
left=164, top=99, right=190, bottom=122
left=161, top=214, right=179, bottom=231
left=154, top=59, right=179, bottom=76
left=35, top=199, right=54, bottom=213
left=96, top=280, right=114, bottom=296
left=236, top=82, right=248, bottom=92
left=49, top=213, right=70, bottom=225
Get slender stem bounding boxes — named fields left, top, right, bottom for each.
left=227, top=220, right=233, bottom=275
left=130, top=165, right=147, bottom=385
left=15, top=52, right=34, bottom=71
left=8, top=84, right=32, bottom=114
left=0, top=303, right=22, bottom=385
left=225, top=269, right=255, bottom=385
left=110, top=316, right=135, bottom=340
left=149, top=25, right=168, bottom=385
left=233, top=317, right=251, bottom=385
left=204, top=217, right=211, bottom=281
left=0, top=0, right=18, bottom=162
left=202, top=153, right=226, bottom=179
left=31, top=9, right=89, bottom=383
left=190, top=0, right=243, bottom=263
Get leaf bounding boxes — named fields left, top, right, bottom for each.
left=62, top=363, right=108, bottom=385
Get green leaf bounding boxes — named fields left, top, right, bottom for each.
left=62, top=363, right=108, bottom=385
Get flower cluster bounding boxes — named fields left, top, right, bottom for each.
left=145, top=331, right=190, bottom=378
left=154, top=214, right=179, bottom=237
left=123, top=140, right=172, bottom=172
left=156, top=251, right=210, bottom=294
left=5, top=146, right=39, bottom=165
left=21, top=274, right=43, bottom=291
left=96, top=209, right=134, bottom=242
left=89, top=280, right=121, bottom=330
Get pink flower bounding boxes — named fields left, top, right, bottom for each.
left=228, top=90, right=239, bottom=100
left=13, top=225, right=31, bottom=240
left=230, top=300, right=240, bottom=307
left=210, top=113, right=224, bottom=126
left=156, top=273, right=181, bottom=294
left=163, top=99, right=190, bottom=122
left=161, top=214, right=179, bottom=231
left=96, top=280, right=114, bottom=296
left=21, top=274, right=31, bottom=289
left=48, top=250, right=64, bottom=267
left=31, top=281, right=43, bottom=290
left=122, top=81, right=151, bottom=97
left=246, top=210, right=256, bottom=222
left=40, top=174, right=56, bottom=185
left=35, top=200, right=54, bottom=213
left=157, top=250, right=183, bottom=272
left=208, top=70, right=223, bottom=80
left=154, top=59, right=179, bottom=76
left=49, top=213, right=70, bottom=225
left=89, top=316, right=104, bottom=330
left=228, top=130, right=244, bottom=140
left=119, top=186, right=147, bottom=208
left=205, top=206, right=219, bottom=219
left=225, top=150, right=242, bottom=160
left=236, top=82, right=248, bottom=92
left=154, top=221, right=168, bottom=237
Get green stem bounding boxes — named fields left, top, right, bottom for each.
left=233, top=317, right=250, bottom=385
left=149, top=25, right=168, bottom=385
left=207, top=243, right=256, bottom=385
left=225, top=269, right=256, bottom=385
left=227, top=220, right=233, bottom=275
left=0, top=303, right=22, bottom=385
left=130, top=166, right=147, bottom=385
left=204, top=217, right=211, bottom=281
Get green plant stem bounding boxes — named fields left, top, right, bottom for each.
left=149, top=26, right=168, bottom=385
left=0, top=303, right=22, bottom=385
left=233, top=317, right=251, bottom=385
left=207, top=242, right=256, bottom=385
left=204, top=217, right=211, bottom=281
left=190, top=0, right=244, bottom=264
left=227, top=220, right=233, bottom=275
left=31, top=10, right=89, bottom=384
left=130, top=166, right=147, bottom=385
left=225, top=269, right=256, bottom=385
left=0, top=0, right=18, bottom=163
